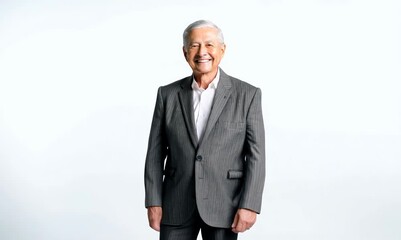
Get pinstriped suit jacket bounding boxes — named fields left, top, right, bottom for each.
left=144, top=69, right=265, bottom=228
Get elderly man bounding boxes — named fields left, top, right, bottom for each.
left=144, top=20, right=266, bottom=240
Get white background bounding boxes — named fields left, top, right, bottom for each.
left=1, top=0, right=400, bottom=239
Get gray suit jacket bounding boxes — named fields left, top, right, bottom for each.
left=144, top=69, right=265, bottom=228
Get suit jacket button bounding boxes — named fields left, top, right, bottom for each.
left=196, top=155, right=203, bottom=161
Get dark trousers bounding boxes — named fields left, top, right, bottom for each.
left=160, top=209, right=238, bottom=240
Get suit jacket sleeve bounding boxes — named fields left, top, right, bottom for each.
left=239, top=88, right=266, bottom=213
left=144, top=87, right=167, bottom=208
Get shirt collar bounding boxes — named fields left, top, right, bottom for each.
left=191, top=69, right=220, bottom=90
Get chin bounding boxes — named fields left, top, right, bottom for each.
left=196, top=66, right=215, bottom=73
left=198, top=68, right=212, bottom=73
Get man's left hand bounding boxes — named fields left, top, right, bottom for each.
left=231, top=208, right=257, bottom=233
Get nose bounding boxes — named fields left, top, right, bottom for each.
left=197, top=44, right=207, bottom=56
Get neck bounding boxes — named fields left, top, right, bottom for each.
left=194, top=70, right=218, bottom=89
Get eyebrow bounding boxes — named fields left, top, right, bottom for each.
left=189, top=40, right=216, bottom=44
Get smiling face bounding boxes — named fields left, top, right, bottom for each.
left=183, top=27, right=225, bottom=79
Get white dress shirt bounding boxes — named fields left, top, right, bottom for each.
left=191, top=70, right=220, bottom=141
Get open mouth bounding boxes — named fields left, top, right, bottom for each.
left=195, top=59, right=212, bottom=63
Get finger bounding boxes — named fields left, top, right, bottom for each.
left=231, top=213, right=239, bottom=229
left=231, top=213, right=241, bottom=233
left=150, top=220, right=161, bottom=232
left=148, top=215, right=161, bottom=232
left=147, top=207, right=162, bottom=232
left=234, top=219, right=247, bottom=233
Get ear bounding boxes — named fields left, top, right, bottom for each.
left=182, top=46, right=188, bottom=60
left=220, top=43, right=226, bottom=56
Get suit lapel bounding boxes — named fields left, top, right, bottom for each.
left=199, top=70, right=232, bottom=146
left=178, top=76, right=198, bottom=147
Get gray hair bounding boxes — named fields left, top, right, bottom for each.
left=183, top=20, right=224, bottom=49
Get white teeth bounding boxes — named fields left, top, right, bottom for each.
left=196, top=59, right=210, bottom=63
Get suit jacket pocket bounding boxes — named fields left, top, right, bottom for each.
left=227, top=170, right=244, bottom=179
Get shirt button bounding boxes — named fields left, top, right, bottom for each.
left=196, top=155, right=203, bottom=161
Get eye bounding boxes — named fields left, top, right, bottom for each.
left=190, top=43, right=200, bottom=48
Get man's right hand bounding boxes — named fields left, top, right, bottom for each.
left=147, top=206, right=162, bottom=231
